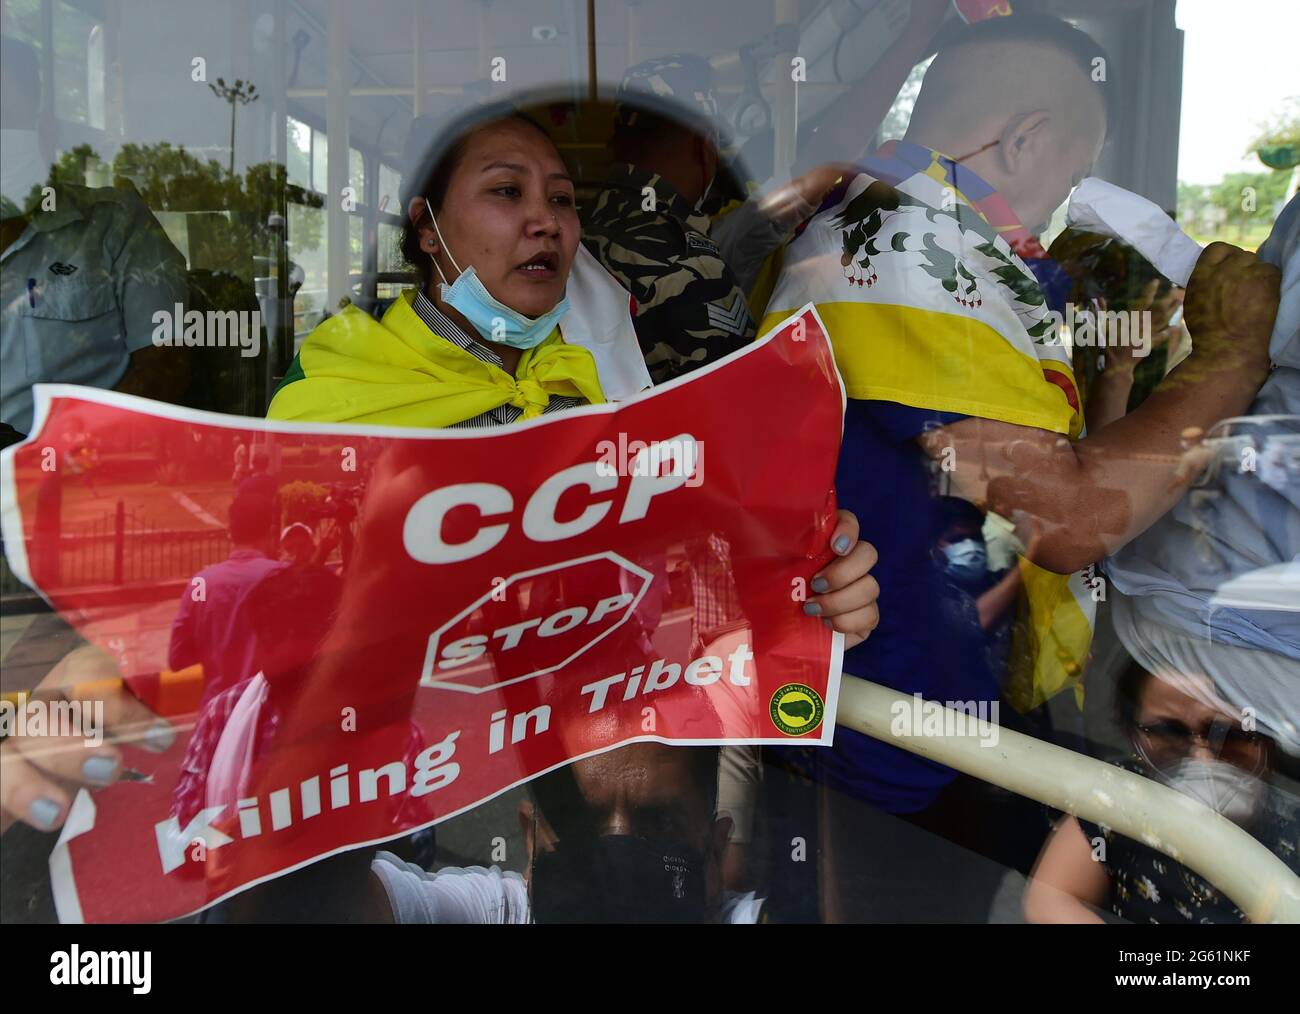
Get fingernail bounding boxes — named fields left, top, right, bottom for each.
left=803, top=601, right=822, bottom=616
left=82, top=755, right=118, bottom=784
left=823, top=619, right=834, bottom=629
left=141, top=720, right=175, bottom=753
left=833, top=535, right=851, bottom=555
left=811, top=576, right=830, bottom=594
left=29, top=798, right=62, bottom=830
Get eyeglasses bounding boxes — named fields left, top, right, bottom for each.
left=1133, top=717, right=1266, bottom=773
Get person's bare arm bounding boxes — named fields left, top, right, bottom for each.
left=1082, top=366, right=1136, bottom=432
left=974, top=565, right=1021, bottom=631
left=793, top=0, right=949, bottom=174
left=1082, top=295, right=1138, bottom=430
left=918, top=243, right=1279, bottom=574
left=1023, top=815, right=1110, bottom=924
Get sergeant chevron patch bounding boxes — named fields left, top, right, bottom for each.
left=706, top=293, right=753, bottom=336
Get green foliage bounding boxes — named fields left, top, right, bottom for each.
left=114, top=141, right=324, bottom=254
left=1177, top=169, right=1290, bottom=247
left=45, top=144, right=105, bottom=192
left=26, top=142, right=325, bottom=282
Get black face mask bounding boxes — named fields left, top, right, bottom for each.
left=531, top=835, right=708, bottom=924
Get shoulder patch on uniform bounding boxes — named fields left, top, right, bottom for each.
left=706, top=292, right=753, bottom=336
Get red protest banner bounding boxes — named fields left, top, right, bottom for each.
left=0, top=305, right=844, bottom=923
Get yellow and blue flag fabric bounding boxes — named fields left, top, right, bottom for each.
left=759, top=141, right=1094, bottom=711
left=760, top=141, right=1081, bottom=436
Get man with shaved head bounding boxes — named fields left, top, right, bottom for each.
left=903, top=14, right=1111, bottom=239
left=759, top=14, right=1281, bottom=869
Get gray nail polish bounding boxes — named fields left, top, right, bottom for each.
left=141, top=720, right=175, bottom=752
left=30, top=798, right=61, bottom=830
left=811, top=576, right=830, bottom=594
left=803, top=601, right=822, bottom=616
left=82, top=755, right=118, bottom=784
left=833, top=535, right=852, bottom=554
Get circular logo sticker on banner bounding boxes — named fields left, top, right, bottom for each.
left=770, top=683, right=824, bottom=736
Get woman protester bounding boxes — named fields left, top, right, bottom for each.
left=267, top=106, right=882, bottom=646
left=0, top=108, right=880, bottom=846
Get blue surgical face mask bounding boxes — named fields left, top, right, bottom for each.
left=942, top=538, right=987, bottom=584
left=428, top=204, right=570, bottom=350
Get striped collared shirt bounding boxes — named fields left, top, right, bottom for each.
left=411, top=291, right=585, bottom=429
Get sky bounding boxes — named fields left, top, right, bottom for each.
left=1176, top=0, right=1298, bottom=185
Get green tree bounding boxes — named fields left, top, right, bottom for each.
left=1178, top=170, right=1288, bottom=246
left=109, top=141, right=323, bottom=279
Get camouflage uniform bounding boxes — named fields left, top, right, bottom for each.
left=581, top=54, right=755, bottom=387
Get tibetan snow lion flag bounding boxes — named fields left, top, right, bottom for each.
left=0, top=306, right=844, bottom=922
left=758, top=141, right=1095, bottom=713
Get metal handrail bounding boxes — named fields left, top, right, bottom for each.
left=835, top=676, right=1300, bottom=924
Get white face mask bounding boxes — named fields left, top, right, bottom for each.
left=0, top=128, right=47, bottom=211
left=1160, top=757, right=1268, bottom=826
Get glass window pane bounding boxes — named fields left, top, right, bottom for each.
left=378, top=163, right=402, bottom=217
left=289, top=201, right=328, bottom=346
left=53, top=1, right=99, bottom=125
left=311, top=131, right=328, bottom=195
left=349, top=147, right=365, bottom=200
left=287, top=117, right=311, bottom=190
left=1, top=0, right=42, bottom=42
left=2, top=0, right=1295, bottom=937
left=348, top=213, right=363, bottom=277
left=377, top=221, right=405, bottom=274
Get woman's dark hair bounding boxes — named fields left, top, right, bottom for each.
left=398, top=104, right=554, bottom=288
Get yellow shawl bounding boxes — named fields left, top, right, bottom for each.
left=267, top=289, right=605, bottom=427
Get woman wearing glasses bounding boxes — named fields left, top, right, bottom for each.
left=1023, top=660, right=1298, bottom=923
